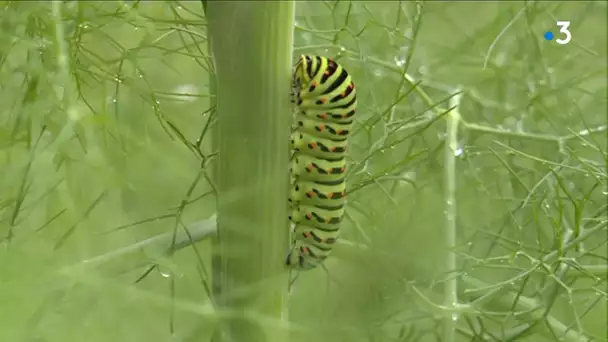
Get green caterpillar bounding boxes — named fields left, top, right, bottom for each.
left=286, top=55, right=357, bottom=270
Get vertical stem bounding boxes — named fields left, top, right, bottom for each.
left=52, top=1, right=72, bottom=107
left=443, top=92, right=462, bottom=341
left=201, top=2, right=225, bottom=340
left=206, top=2, right=294, bottom=341
left=49, top=1, right=81, bottom=241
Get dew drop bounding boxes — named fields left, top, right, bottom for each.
left=157, top=266, right=172, bottom=278
left=394, top=46, right=409, bottom=67
left=394, top=56, right=405, bottom=67
left=453, top=144, right=464, bottom=157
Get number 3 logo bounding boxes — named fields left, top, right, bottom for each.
left=556, top=21, right=572, bottom=45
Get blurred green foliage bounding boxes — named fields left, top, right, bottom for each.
left=0, top=1, right=605, bottom=342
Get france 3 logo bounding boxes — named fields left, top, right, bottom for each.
left=544, top=21, right=571, bottom=45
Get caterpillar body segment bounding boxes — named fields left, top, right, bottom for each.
left=289, top=204, right=344, bottom=232
left=294, top=56, right=355, bottom=104
left=296, top=107, right=356, bottom=125
left=286, top=239, right=330, bottom=270
left=297, top=86, right=356, bottom=112
left=290, top=154, right=346, bottom=183
left=289, top=180, right=346, bottom=208
left=290, top=131, right=348, bottom=160
left=294, top=116, right=352, bottom=141
left=293, top=224, right=339, bottom=247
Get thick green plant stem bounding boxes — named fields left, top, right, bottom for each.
left=201, top=1, right=223, bottom=339
left=206, top=2, right=294, bottom=342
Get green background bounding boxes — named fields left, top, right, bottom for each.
left=0, top=2, right=606, bottom=341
